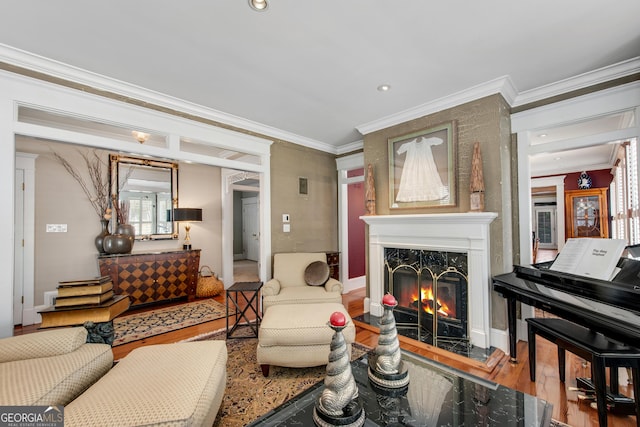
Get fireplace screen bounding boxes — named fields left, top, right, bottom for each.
left=384, top=248, right=469, bottom=354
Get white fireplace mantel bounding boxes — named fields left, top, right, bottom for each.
left=361, top=212, right=498, bottom=349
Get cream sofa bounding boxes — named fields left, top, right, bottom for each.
left=262, top=252, right=343, bottom=313
left=0, top=327, right=112, bottom=406
left=0, top=327, right=228, bottom=427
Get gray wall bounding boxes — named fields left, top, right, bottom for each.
left=270, top=140, right=338, bottom=255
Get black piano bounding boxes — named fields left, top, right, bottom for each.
left=492, top=257, right=640, bottom=362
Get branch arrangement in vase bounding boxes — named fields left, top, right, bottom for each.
left=115, top=200, right=130, bottom=225
left=52, top=149, right=112, bottom=221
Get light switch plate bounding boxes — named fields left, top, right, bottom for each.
left=283, top=223, right=291, bottom=232
left=282, top=214, right=290, bottom=223
left=46, top=224, right=67, bottom=233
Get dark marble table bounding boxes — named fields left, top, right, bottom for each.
left=248, top=349, right=553, bottom=426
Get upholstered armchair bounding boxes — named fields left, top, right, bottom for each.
left=262, top=252, right=343, bottom=313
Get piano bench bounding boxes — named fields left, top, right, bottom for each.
left=526, top=317, right=640, bottom=427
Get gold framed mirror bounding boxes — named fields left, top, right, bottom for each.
left=109, top=154, right=179, bottom=240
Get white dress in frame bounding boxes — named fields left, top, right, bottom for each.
left=395, top=136, right=448, bottom=202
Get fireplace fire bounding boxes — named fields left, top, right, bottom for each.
left=384, top=248, right=469, bottom=353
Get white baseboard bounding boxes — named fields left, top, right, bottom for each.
left=343, top=275, right=365, bottom=294
left=491, top=327, right=509, bottom=355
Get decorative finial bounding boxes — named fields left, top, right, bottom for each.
left=314, top=312, right=365, bottom=426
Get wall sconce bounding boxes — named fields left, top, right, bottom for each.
left=249, top=0, right=268, bottom=11
left=172, top=208, right=203, bottom=250
left=132, top=131, right=150, bottom=144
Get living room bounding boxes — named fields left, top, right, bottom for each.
left=1, top=3, right=640, bottom=426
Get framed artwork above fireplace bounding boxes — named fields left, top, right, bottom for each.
left=388, top=121, right=457, bottom=209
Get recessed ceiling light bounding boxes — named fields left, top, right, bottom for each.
left=377, top=84, right=391, bottom=92
left=539, top=133, right=548, bottom=138
left=249, top=0, right=268, bottom=11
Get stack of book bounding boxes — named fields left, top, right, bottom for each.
left=55, top=276, right=115, bottom=308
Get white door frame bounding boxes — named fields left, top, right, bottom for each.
left=336, top=153, right=366, bottom=293
left=14, top=153, right=37, bottom=325
left=533, top=206, right=557, bottom=249
left=221, top=169, right=268, bottom=287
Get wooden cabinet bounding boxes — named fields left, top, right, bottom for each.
left=98, top=249, right=200, bottom=307
left=565, top=188, right=609, bottom=239
left=326, top=252, right=340, bottom=280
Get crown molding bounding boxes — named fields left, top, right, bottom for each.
left=356, top=76, right=518, bottom=136
left=2, top=44, right=637, bottom=155
left=0, top=44, right=337, bottom=153
left=336, top=139, right=363, bottom=155
left=513, top=57, right=640, bottom=107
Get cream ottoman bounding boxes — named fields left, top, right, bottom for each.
left=65, top=341, right=227, bottom=427
left=257, top=302, right=356, bottom=376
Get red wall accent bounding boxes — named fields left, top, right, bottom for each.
left=563, top=169, right=613, bottom=190
left=347, top=181, right=366, bottom=278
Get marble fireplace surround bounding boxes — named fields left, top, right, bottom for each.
left=360, top=213, right=498, bottom=350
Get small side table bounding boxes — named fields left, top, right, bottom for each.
left=226, top=281, right=263, bottom=339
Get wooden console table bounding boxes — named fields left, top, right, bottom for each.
left=98, top=249, right=200, bottom=307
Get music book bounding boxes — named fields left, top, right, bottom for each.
left=549, top=238, right=627, bottom=281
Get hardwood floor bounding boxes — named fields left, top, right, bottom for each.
left=14, top=288, right=636, bottom=427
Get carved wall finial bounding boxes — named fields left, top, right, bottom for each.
left=365, top=163, right=376, bottom=215
left=470, top=142, right=485, bottom=212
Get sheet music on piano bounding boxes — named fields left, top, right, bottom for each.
left=548, top=238, right=627, bottom=281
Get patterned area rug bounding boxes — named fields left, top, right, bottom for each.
left=184, top=329, right=370, bottom=427
left=112, top=299, right=229, bottom=346
left=188, top=329, right=570, bottom=427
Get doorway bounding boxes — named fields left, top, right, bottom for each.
left=242, top=196, right=259, bottom=262
left=228, top=172, right=261, bottom=285
left=534, top=206, right=557, bottom=249
left=14, top=153, right=37, bottom=326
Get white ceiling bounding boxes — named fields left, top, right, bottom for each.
left=1, top=1, right=639, bottom=164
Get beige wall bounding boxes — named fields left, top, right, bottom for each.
left=17, top=138, right=222, bottom=305
left=362, top=94, right=513, bottom=330
left=19, top=136, right=338, bottom=306
left=269, top=140, right=338, bottom=255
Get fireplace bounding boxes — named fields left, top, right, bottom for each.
left=385, top=248, right=469, bottom=353
left=360, top=213, right=497, bottom=353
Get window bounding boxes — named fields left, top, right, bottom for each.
left=611, top=138, right=639, bottom=245
left=122, top=192, right=173, bottom=237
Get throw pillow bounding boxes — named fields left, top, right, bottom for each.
left=304, top=261, right=331, bottom=286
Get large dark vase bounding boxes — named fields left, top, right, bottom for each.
left=103, top=234, right=133, bottom=254
left=94, top=219, right=110, bottom=254
left=116, top=223, right=136, bottom=251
